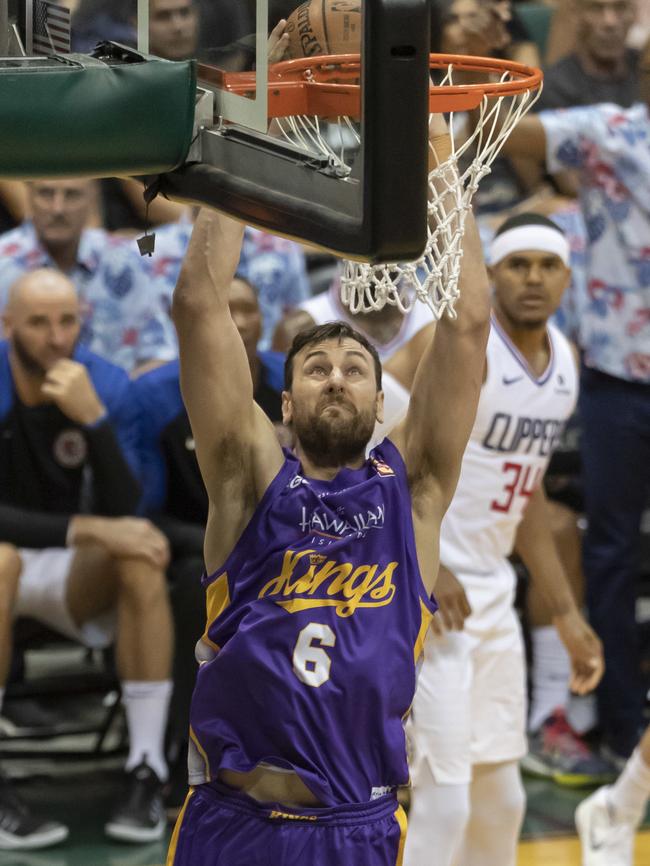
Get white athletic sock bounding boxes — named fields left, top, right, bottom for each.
left=607, top=748, right=650, bottom=826
left=122, top=680, right=172, bottom=783
left=528, top=626, right=570, bottom=733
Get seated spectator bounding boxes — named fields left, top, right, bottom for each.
left=143, top=217, right=311, bottom=349
left=72, top=0, right=199, bottom=58
left=149, top=0, right=200, bottom=60
left=0, top=271, right=173, bottom=848
left=433, top=0, right=545, bottom=213
left=538, top=0, right=639, bottom=110
left=133, top=271, right=285, bottom=807
left=0, top=179, right=177, bottom=373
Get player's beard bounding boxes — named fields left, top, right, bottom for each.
left=293, top=396, right=377, bottom=467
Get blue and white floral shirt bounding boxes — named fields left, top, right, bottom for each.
left=142, top=221, right=311, bottom=350
left=540, top=103, right=650, bottom=383
left=0, top=223, right=178, bottom=373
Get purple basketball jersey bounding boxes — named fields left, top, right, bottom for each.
left=188, top=438, right=436, bottom=806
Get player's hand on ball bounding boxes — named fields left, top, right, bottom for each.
left=430, top=565, right=472, bottom=635
left=268, top=19, right=290, bottom=63
left=554, top=608, right=604, bottom=695
left=41, top=359, right=107, bottom=426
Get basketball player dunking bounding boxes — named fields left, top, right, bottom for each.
left=404, top=214, right=604, bottom=866
left=166, top=124, right=490, bottom=865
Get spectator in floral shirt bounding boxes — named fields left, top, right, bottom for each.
left=504, top=42, right=650, bottom=765
left=142, top=217, right=311, bottom=349
left=0, top=180, right=177, bottom=373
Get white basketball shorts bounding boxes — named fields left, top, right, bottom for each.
left=14, top=548, right=115, bottom=649
left=408, top=563, right=527, bottom=785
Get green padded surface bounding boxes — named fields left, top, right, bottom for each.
left=516, top=2, right=553, bottom=59
left=0, top=50, right=197, bottom=179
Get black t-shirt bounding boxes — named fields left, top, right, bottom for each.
left=0, top=401, right=91, bottom=514
left=537, top=51, right=640, bottom=111
left=0, top=342, right=141, bottom=548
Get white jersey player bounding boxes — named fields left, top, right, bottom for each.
left=404, top=214, right=604, bottom=866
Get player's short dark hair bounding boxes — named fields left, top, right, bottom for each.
left=284, top=321, right=383, bottom=392
left=494, top=212, right=566, bottom=238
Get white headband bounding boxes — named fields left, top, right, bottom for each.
left=490, top=225, right=570, bottom=267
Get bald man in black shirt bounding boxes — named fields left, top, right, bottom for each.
left=0, top=269, right=173, bottom=849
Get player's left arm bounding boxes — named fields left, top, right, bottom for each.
left=515, top=484, right=604, bottom=695
left=391, top=122, right=491, bottom=516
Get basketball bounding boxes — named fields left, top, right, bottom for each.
left=285, top=0, right=362, bottom=59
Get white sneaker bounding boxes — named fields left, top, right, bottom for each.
left=575, top=786, right=637, bottom=866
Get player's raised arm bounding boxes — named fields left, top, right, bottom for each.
left=392, top=123, right=490, bottom=514
left=172, top=210, right=283, bottom=543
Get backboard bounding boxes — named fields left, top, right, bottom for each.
left=0, top=0, right=432, bottom=262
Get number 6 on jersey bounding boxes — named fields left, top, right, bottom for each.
left=293, top=623, right=336, bottom=687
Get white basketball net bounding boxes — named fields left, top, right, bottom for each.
left=273, top=63, right=541, bottom=318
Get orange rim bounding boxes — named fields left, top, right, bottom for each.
left=199, top=53, right=542, bottom=119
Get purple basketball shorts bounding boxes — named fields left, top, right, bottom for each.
left=167, top=782, right=407, bottom=866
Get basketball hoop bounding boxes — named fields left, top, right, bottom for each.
left=217, top=53, right=542, bottom=318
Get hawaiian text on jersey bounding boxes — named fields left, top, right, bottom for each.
left=259, top=548, right=398, bottom=617
left=298, top=504, right=385, bottom=538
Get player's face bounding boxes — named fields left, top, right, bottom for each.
left=574, top=0, right=635, bottom=64
left=228, top=277, right=262, bottom=363
left=28, top=180, right=94, bottom=250
left=490, top=251, right=571, bottom=329
left=283, top=338, right=383, bottom=465
left=149, top=0, right=199, bottom=60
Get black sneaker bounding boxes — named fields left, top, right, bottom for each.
left=105, top=761, right=166, bottom=843
left=0, top=774, right=68, bottom=850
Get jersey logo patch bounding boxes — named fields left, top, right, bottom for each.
left=502, top=375, right=524, bottom=386
left=53, top=429, right=87, bottom=469
left=259, top=548, right=398, bottom=617
left=371, top=785, right=394, bottom=799
left=371, top=458, right=395, bottom=476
